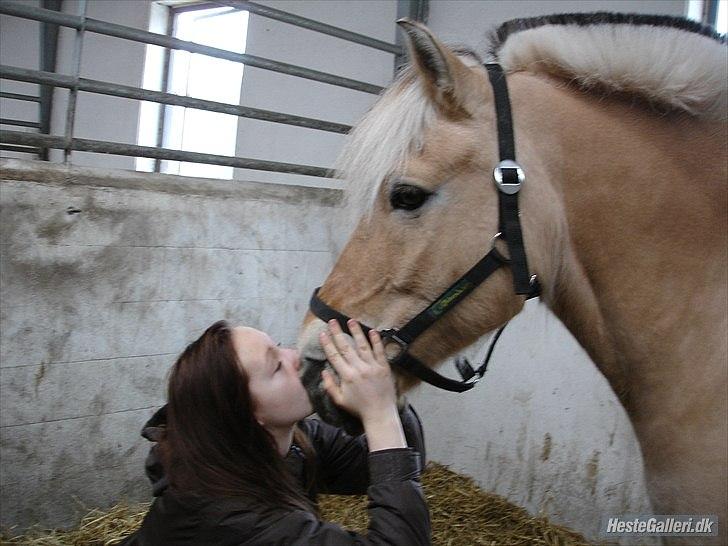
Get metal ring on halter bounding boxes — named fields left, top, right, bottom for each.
left=489, top=232, right=510, bottom=263
left=493, top=159, right=525, bottom=195
left=378, top=328, right=409, bottom=356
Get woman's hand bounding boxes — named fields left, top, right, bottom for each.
left=319, top=319, right=398, bottom=427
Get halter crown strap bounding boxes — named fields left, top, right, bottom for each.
left=485, top=63, right=535, bottom=296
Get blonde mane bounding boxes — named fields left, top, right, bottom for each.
left=492, top=13, right=727, bottom=120
left=335, top=69, right=437, bottom=229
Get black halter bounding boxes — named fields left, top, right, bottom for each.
left=309, top=63, right=539, bottom=393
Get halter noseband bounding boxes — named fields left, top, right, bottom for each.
left=309, top=63, right=539, bottom=393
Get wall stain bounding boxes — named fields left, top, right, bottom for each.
left=515, top=423, right=527, bottom=461
left=46, top=331, right=72, bottom=364
left=90, top=393, right=107, bottom=415
left=540, top=432, right=552, bottom=462
left=36, top=212, right=75, bottom=245
left=586, top=450, right=600, bottom=496
left=33, top=362, right=46, bottom=395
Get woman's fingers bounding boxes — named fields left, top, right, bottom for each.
left=321, top=369, right=343, bottom=405
left=348, top=319, right=374, bottom=362
left=319, top=330, right=352, bottom=379
left=369, top=329, right=388, bottom=367
left=327, top=319, right=358, bottom=365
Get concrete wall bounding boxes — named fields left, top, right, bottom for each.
left=0, top=0, right=694, bottom=542
left=0, top=158, right=341, bottom=527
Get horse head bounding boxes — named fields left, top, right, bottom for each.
left=298, top=20, right=564, bottom=433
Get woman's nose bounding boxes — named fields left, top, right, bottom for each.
left=291, top=350, right=302, bottom=372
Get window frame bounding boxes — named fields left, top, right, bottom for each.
left=153, top=1, right=242, bottom=173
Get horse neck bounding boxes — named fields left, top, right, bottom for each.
left=510, top=72, right=728, bottom=412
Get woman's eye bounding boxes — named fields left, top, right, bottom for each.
left=389, top=184, right=432, bottom=211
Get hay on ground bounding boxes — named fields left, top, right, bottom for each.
left=0, top=502, right=148, bottom=546
left=1, top=462, right=596, bottom=546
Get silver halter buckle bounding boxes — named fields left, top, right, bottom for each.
left=493, top=160, right=525, bottom=195
left=379, top=328, right=409, bottom=358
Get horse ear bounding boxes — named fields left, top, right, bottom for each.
left=397, top=19, right=482, bottom=116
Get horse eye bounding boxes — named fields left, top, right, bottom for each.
left=389, top=184, right=431, bottom=211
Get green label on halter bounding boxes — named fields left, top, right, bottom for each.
left=430, top=280, right=474, bottom=317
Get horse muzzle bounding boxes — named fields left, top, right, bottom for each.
left=298, top=321, right=364, bottom=435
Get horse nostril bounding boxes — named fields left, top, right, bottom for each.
left=300, top=357, right=327, bottom=384
left=306, top=358, right=327, bottom=374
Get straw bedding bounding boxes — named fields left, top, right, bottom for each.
left=0, top=463, right=595, bottom=546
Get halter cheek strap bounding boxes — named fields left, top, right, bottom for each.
left=486, top=63, right=537, bottom=295
left=308, top=63, right=539, bottom=393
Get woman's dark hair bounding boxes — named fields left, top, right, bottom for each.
left=159, top=320, right=316, bottom=512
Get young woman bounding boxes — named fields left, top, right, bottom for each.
left=122, top=318, right=430, bottom=545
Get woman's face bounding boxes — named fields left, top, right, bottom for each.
left=231, top=326, right=313, bottom=429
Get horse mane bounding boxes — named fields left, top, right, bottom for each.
left=489, top=12, right=727, bottom=119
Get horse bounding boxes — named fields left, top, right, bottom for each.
left=297, top=13, right=727, bottom=542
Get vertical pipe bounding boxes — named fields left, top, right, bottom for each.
left=154, top=7, right=174, bottom=173
left=705, top=0, right=719, bottom=27
left=39, top=0, right=62, bottom=160
left=394, top=0, right=428, bottom=74
left=63, top=0, right=87, bottom=163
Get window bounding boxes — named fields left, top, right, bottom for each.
left=137, top=3, right=249, bottom=179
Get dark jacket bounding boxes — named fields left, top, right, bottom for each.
left=122, top=404, right=430, bottom=546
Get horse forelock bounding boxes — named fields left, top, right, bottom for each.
left=335, top=67, right=438, bottom=229
left=489, top=12, right=728, bottom=120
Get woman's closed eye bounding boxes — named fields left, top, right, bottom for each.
left=272, top=342, right=282, bottom=373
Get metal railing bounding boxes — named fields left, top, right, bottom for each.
left=0, top=1, right=427, bottom=178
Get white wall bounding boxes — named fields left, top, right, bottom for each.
left=0, top=0, right=42, bottom=152
left=427, top=1, right=687, bottom=50
left=232, top=0, right=397, bottom=189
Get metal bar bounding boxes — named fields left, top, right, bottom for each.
left=0, top=118, right=41, bottom=128
left=0, top=144, right=41, bottom=154
left=0, top=92, right=41, bottom=102
left=39, top=0, right=62, bottom=160
left=0, top=2, right=383, bottom=95
left=63, top=0, right=86, bottom=163
left=1, top=130, right=333, bottom=178
left=0, top=66, right=352, bottom=134
left=214, top=1, right=403, bottom=55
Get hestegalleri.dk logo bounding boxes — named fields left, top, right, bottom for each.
left=600, top=515, right=718, bottom=537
